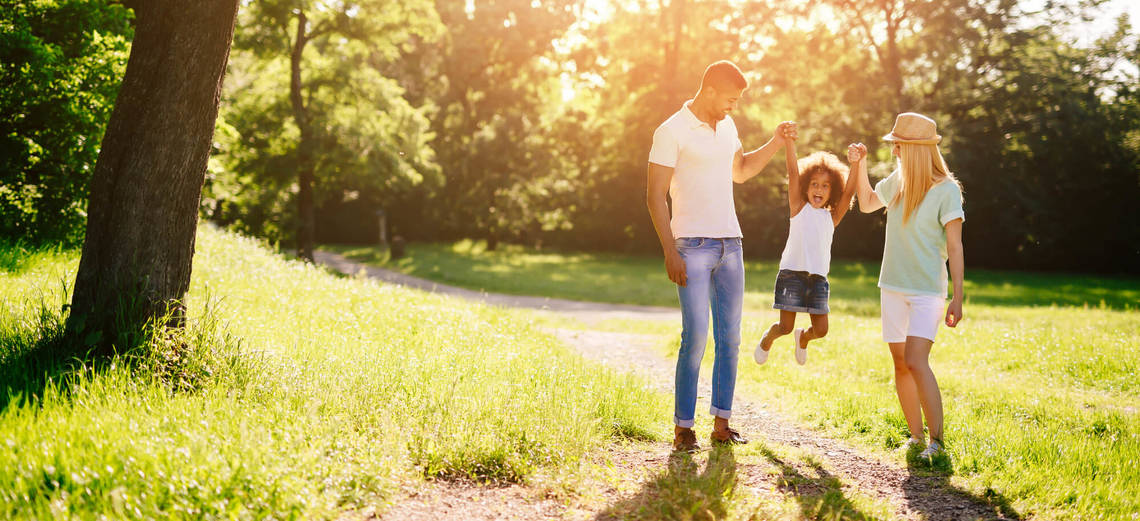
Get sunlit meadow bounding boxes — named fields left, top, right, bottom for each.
left=0, top=228, right=668, bottom=518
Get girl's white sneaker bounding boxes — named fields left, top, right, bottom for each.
left=793, top=328, right=807, bottom=365
left=753, top=343, right=770, bottom=364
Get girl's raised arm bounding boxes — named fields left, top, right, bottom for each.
left=786, top=131, right=803, bottom=217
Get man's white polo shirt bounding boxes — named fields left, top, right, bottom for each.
left=648, top=100, right=743, bottom=239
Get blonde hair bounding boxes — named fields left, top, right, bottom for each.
left=891, top=143, right=963, bottom=225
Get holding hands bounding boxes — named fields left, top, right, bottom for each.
left=847, top=142, right=868, bottom=163
left=774, top=121, right=798, bottom=145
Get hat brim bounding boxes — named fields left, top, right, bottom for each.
left=882, top=133, right=941, bottom=145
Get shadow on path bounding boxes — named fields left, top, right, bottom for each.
left=899, top=450, right=1022, bottom=520
left=757, top=445, right=878, bottom=520
left=596, top=446, right=738, bottom=521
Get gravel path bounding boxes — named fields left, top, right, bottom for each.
left=317, top=251, right=1013, bottom=520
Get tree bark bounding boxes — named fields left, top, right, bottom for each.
left=291, top=10, right=317, bottom=262
left=69, top=0, right=240, bottom=355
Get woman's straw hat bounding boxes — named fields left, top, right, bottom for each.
left=882, top=112, right=941, bottom=145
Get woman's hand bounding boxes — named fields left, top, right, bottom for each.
left=945, top=297, right=963, bottom=327
left=846, top=142, right=867, bottom=163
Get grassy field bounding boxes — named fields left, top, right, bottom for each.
left=331, top=240, right=1140, bottom=520
left=0, top=229, right=668, bottom=519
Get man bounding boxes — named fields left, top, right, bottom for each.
left=647, top=60, right=796, bottom=453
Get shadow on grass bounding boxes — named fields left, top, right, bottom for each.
left=596, top=446, right=738, bottom=521
left=0, top=296, right=77, bottom=410
left=1, top=291, right=253, bottom=412
left=757, top=445, right=878, bottom=521
left=901, top=449, right=1022, bottom=520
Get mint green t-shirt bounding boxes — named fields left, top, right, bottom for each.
left=874, top=169, right=965, bottom=297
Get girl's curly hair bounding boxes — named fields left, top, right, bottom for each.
left=798, top=151, right=850, bottom=210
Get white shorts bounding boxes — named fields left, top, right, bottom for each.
left=880, top=288, right=945, bottom=343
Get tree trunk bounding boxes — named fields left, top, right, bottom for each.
left=69, top=0, right=240, bottom=355
left=291, top=10, right=317, bottom=262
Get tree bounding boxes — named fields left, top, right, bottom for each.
left=227, top=0, right=441, bottom=261
left=401, top=0, right=578, bottom=250
left=69, top=0, right=241, bottom=354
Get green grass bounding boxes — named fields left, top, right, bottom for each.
left=0, top=239, right=72, bottom=275
left=325, top=241, right=1140, bottom=313
left=0, top=228, right=669, bottom=518
left=331, top=240, right=1140, bottom=520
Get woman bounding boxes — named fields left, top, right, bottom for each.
left=853, top=112, right=965, bottom=461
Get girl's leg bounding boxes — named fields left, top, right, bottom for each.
left=889, top=341, right=925, bottom=440
left=799, top=313, right=829, bottom=349
left=759, top=310, right=797, bottom=351
left=903, top=336, right=943, bottom=441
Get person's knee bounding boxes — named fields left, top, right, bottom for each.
left=904, top=355, right=927, bottom=374
left=812, top=324, right=828, bottom=338
left=778, top=322, right=795, bottom=335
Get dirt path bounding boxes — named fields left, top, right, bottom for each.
left=313, top=251, right=679, bottom=324
left=317, top=252, right=1012, bottom=520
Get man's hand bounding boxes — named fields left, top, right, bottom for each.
left=945, top=297, right=964, bottom=327
left=666, top=248, right=687, bottom=287
left=846, top=142, right=867, bottom=163
left=771, top=121, right=798, bottom=147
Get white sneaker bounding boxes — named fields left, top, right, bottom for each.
left=753, top=342, right=770, bottom=364
left=918, top=440, right=944, bottom=461
left=793, top=328, right=807, bottom=365
left=902, top=437, right=926, bottom=450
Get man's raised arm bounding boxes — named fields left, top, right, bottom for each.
left=733, top=121, right=797, bottom=183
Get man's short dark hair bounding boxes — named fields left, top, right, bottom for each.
left=700, top=60, right=749, bottom=92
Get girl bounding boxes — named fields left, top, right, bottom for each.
left=753, top=132, right=862, bottom=366
left=853, top=112, right=965, bottom=462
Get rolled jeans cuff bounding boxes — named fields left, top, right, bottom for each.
left=710, top=405, right=732, bottom=419
left=674, top=416, right=696, bottom=428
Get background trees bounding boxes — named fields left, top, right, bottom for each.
left=4, top=0, right=1138, bottom=273
left=0, top=0, right=132, bottom=245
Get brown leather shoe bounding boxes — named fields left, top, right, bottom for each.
left=672, top=428, right=700, bottom=453
left=710, top=427, right=748, bottom=445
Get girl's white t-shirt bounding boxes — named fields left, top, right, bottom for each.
left=778, top=205, right=834, bottom=276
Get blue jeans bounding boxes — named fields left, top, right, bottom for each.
left=674, top=237, right=744, bottom=428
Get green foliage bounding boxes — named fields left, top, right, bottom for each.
left=205, top=0, right=443, bottom=245
left=944, top=14, right=1140, bottom=271
left=0, top=0, right=131, bottom=245
left=4, top=0, right=1139, bottom=272
left=0, top=228, right=669, bottom=517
